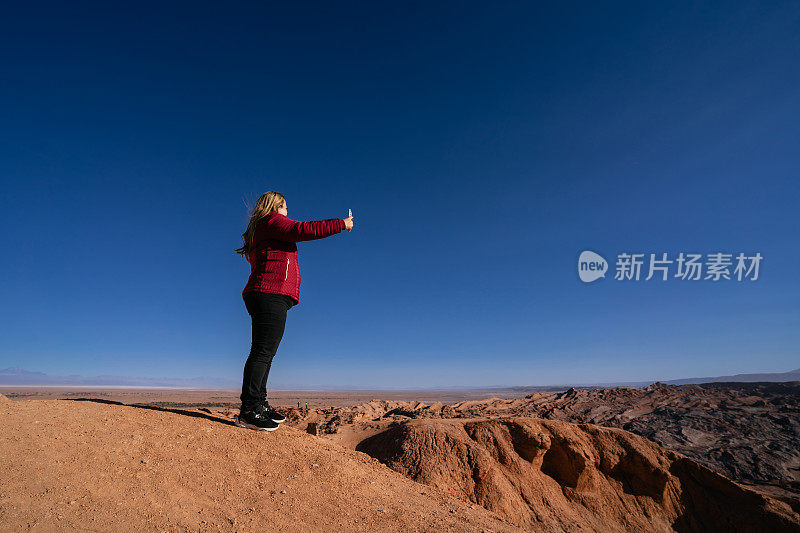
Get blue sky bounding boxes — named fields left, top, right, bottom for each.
left=1, top=1, right=798, bottom=389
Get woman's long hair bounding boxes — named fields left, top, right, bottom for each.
left=235, top=191, right=285, bottom=258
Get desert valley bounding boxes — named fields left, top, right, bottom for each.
left=1, top=382, right=799, bottom=531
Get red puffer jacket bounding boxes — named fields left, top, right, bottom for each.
left=242, top=212, right=346, bottom=304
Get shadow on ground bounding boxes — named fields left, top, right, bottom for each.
left=65, top=398, right=237, bottom=427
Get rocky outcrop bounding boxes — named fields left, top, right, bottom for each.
left=288, top=382, right=800, bottom=498
left=357, top=417, right=800, bottom=532
left=0, top=398, right=522, bottom=532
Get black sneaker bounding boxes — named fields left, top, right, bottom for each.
left=260, top=400, right=286, bottom=423
left=235, top=406, right=280, bottom=431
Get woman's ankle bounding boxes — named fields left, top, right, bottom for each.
left=241, top=401, right=259, bottom=412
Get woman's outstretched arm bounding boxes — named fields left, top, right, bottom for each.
left=262, top=213, right=347, bottom=242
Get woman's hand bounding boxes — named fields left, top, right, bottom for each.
left=343, top=216, right=354, bottom=231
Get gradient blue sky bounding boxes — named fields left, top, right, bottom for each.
left=1, top=1, right=798, bottom=388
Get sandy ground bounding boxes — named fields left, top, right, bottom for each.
left=0, top=394, right=523, bottom=532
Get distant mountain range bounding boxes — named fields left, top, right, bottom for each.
left=663, top=367, right=800, bottom=385
left=489, top=367, right=800, bottom=391
left=0, top=367, right=238, bottom=388
left=1, top=366, right=798, bottom=389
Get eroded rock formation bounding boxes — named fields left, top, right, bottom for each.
left=357, top=417, right=800, bottom=532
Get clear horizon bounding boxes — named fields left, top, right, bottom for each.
left=2, top=2, right=798, bottom=389
left=2, top=365, right=798, bottom=391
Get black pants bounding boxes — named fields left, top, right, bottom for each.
left=240, top=291, right=296, bottom=409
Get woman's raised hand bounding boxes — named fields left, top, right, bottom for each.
left=343, top=216, right=354, bottom=232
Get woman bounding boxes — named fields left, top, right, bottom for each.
left=234, top=191, right=354, bottom=431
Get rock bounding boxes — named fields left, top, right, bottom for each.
left=356, top=417, right=800, bottom=532
left=299, top=382, right=800, bottom=498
